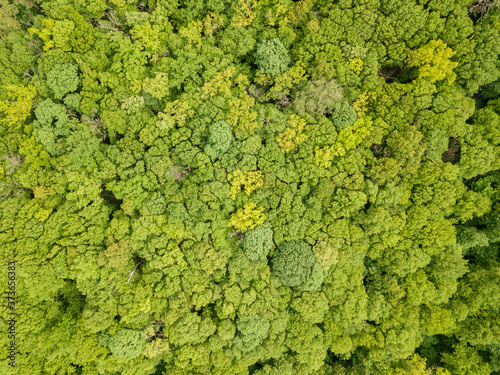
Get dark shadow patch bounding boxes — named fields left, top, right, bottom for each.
left=377, top=66, right=402, bottom=82
left=100, top=188, right=120, bottom=204
left=441, top=137, right=461, bottom=163
left=370, top=140, right=390, bottom=158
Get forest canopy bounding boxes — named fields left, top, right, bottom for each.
left=0, top=0, right=500, bottom=374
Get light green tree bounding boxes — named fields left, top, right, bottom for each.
left=242, top=223, right=274, bottom=261
left=46, top=63, right=80, bottom=99
left=255, top=38, right=291, bottom=78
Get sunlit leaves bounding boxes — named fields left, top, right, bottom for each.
left=411, top=40, right=459, bottom=84
left=277, top=115, right=308, bottom=153
left=228, top=169, right=263, bottom=200
left=226, top=92, right=258, bottom=132
left=228, top=202, right=266, bottom=233
left=315, top=117, right=373, bottom=168
left=231, top=0, right=258, bottom=28
left=0, top=85, right=37, bottom=128
left=142, top=72, right=169, bottom=100
left=201, top=66, right=236, bottom=98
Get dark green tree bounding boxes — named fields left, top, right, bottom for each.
left=272, top=240, right=324, bottom=291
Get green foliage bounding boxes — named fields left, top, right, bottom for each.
left=0, top=84, right=36, bottom=128
left=255, top=38, right=291, bottom=78
left=228, top=169, right=263, bottom=200
left=277, top=114, right=308, bottom=153
left=2, top=1, right=500, bottom=374
left=331, top=101, right=357, bottom=131
left=242, top=223, right=273, bottom=261
left=121, top=95, right=145, bottom=115
left=29, top=8, right=96, bottom=54
left=482, top=81, right=500, bottom=99
left=291, top=291, right=329, bottom=324
left=46, top=63, right=80, bottom=100
left=0, top=30, right=35, bottom=85
left=107, top=329, right=146, bottom=359
left=391, top=354, right=451, bottom=375
left=410, top=39, right=459, bottom=84
left=157, top=99, right=194, bottom=130
left=233, top=314, right=270, bottom=352
left=228, top=202, right=266, bottom=233
left=142, top=72, right=169, bottom=100
left=63, top=93, right=81, bottom=112
left=272, top=240, right=324, bottom=291
left=227, top=92, right=258, bottom=132
left=441, top=344, right=492, bottom=375
left=32, top=98, right=70, bottom=154
left=315, top=116, right=373, bottom=168
left=205, top=120, right=234, bottom=160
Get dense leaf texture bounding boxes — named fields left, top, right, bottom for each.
left=1, top=1, right=500, bottom=374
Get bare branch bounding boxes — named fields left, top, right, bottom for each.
left=0, top=181, right=25, bottom=201
left=127, top=261, right=142, bottom=284
left=166, top=165, right=192, bottom=183
left=229, top=231, right=245, bottom=245
left=3, top=154, right=25, bottom=176
left=469, top=0, right=500, bottom=20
